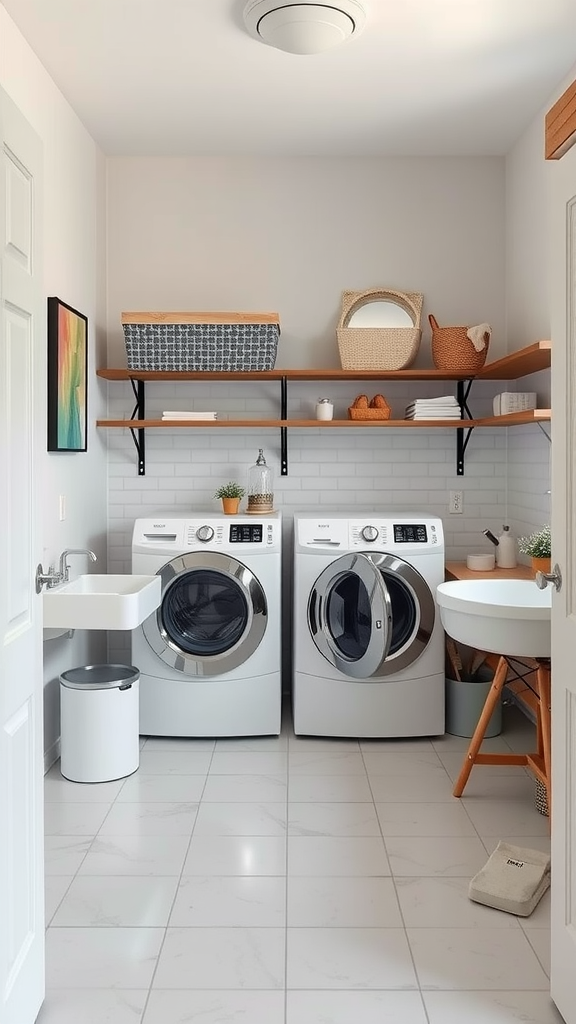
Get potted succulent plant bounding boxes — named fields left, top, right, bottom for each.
left=214, top=481, right=246, bottom=515
left=518, top=524, right=551, bottom=574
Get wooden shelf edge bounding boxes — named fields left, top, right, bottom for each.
left=473, top=409, right=551, bottom=426
left=97, top=412, right=550, bottom=429
left=96, top=368, right=469, bottom=382
left=97, top=341, right=551, bottom=383
left=97, top=418, right=482, bottom=429
left=476, top=341, right=551, bottom=380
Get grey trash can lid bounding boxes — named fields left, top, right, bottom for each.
left=59, top=664, right=140, bottom=690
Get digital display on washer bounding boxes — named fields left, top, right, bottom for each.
left=394, top=524, right=428, bottom=543
left=229, top=524, right=263, bottom=543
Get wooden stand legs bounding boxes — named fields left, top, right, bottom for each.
left=452, top=656, right=552, bottom=822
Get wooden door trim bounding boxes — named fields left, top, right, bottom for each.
left=546, top=79, right=576, bottom=159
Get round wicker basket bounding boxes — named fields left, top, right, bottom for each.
left=337, top=289, right=422, bottom=371
left=429, top=314, right=490, bottom=373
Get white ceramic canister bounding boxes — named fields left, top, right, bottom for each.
left=316, top=398, right=334, bottom=420
left=496, top=524, right=517, bottom=568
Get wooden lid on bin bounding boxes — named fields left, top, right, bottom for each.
left=121, top=311, right=280, bottom=327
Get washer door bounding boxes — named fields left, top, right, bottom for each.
left=308, top=552, right=392, bottom=679
left=142, top=551, right=267, bottom=677
left=308, top=551, right=435, bottom=679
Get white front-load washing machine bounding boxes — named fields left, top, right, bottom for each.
left=132, top=512, right=282, bottom=736
left=293, top=511, right=445, bottom=737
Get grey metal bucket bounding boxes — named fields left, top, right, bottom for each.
left=445, top=667, right=502, bottom=738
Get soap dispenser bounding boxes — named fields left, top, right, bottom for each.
left=496, top=525, right=517, bottom=568
left=247, top=449, right=274, bottom=514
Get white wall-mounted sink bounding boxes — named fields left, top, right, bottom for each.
left=436, top=579, right=551, bottom=658
left=43, top=574, right=161, bottom=631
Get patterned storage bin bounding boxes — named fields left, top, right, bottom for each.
left=121, top=312, right=280, bottom=371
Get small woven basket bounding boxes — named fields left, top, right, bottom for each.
left=348, top=394, right=391, bottom=420
left=337, top=289, right=422, bottom=371
left=429, top=314, right=490, bottom=374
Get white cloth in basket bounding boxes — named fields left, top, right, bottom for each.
left=469, top=841, right=550, bottom=917
left=466, top=323, right=492, bottom=352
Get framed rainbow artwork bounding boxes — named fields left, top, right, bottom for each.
left=47, top=297, right=88, bottom=452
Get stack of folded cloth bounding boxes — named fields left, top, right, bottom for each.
left=405, top=396, right=461, bottom=420
left=161, top=410, right=218, bottom=421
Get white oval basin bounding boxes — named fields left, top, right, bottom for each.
left=43, top=574, right=161, bottom=631
left=436, top=579, right=551, bottom=658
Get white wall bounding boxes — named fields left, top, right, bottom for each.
left=106, top=156, right=507, bottom=367
left=502, top=63, right=576, bottom=548
left=0, top=5, right=108, bottom=763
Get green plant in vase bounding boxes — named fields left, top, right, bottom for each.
left=518, top=524, right=551, bottom=571
left=214, top=481, right=246, bottom=515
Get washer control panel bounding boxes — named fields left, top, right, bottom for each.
left=295, top=515, right=442, bottom=552
left=133, top=513, right=281, bottom=554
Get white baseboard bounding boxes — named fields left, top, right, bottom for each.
left=44, top=737, right=61, bottom=774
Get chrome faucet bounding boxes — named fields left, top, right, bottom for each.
left=58, top=548, right=98, bottom=583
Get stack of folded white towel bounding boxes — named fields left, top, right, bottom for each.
left=161, top=410, right=218, bottom=421
left=405, top=396, right=461, bottom=420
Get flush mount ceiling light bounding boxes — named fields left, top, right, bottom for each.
left=243, top=0, right=366, bottom=55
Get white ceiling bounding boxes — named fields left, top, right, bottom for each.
left=4, top=0, right=576, bottom=157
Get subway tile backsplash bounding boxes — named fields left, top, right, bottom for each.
left=105, top=379, right=549, bottom=663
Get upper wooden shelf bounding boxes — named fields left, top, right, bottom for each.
left=96, top=340, right=551, bottom=384
left=475, top=341, right=550, bottom=380
left=97, top=368, right=469, bottom=382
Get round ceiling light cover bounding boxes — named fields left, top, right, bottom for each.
left=243, top=0, right=367, bottom=55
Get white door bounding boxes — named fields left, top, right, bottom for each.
left=0, top=89, right=45, bottom=1023
left=549, top=136, right=576, bottom=1024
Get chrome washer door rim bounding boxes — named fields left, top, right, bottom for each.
left=366, top=552, right=435, bottom=677
left=308, top=552, right=392, bottom=678
left=142, top=551, right=267, bottom=677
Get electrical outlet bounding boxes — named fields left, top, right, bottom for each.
left=449, top=490, right=463, bottom=514
left=59, top=495, right=66, bottom=521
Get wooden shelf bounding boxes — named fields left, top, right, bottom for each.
left=96, top=340, right=551, bottom=384
left=473, top=408, right=551, bottom=426
left=96, top=417, right=475, bottom=429
left=97, top=340, right=551, bottom=475
left=97, top=412, right=551, bottom=430
left=476, top=340, right=551, bottom=380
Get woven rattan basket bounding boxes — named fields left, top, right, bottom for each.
left=429, top=314, right=490, bottom=374
left=337, top=289, right=422, bottom=371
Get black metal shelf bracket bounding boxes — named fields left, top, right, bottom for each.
left=456, top=379, right=475, bottom=476
left=280, top=376, right=288, bottom=475
left=129, top=378, right=146, bottom=476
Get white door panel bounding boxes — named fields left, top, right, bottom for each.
left=0, top=89, right=44, bottom=1024
left=549, top=134, right=576, bottom=1024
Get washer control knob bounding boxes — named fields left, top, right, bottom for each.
left=196, top=525, right=214, bottom=543
left=361, top=525, right=379, bottom=542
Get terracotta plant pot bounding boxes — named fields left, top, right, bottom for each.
left=532, top=556, right=551, bottom=574
left=221, top=497, right=241, bottom=515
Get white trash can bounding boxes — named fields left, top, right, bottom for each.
left=59, top=664, right=140, bottom=783
left=445, top=666, right=502, bottom=739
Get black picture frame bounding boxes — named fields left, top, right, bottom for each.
left=47, top=296, right=88, bottom=452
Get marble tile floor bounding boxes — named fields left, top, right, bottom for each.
left=38, top=704, right=564, bottom=1024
